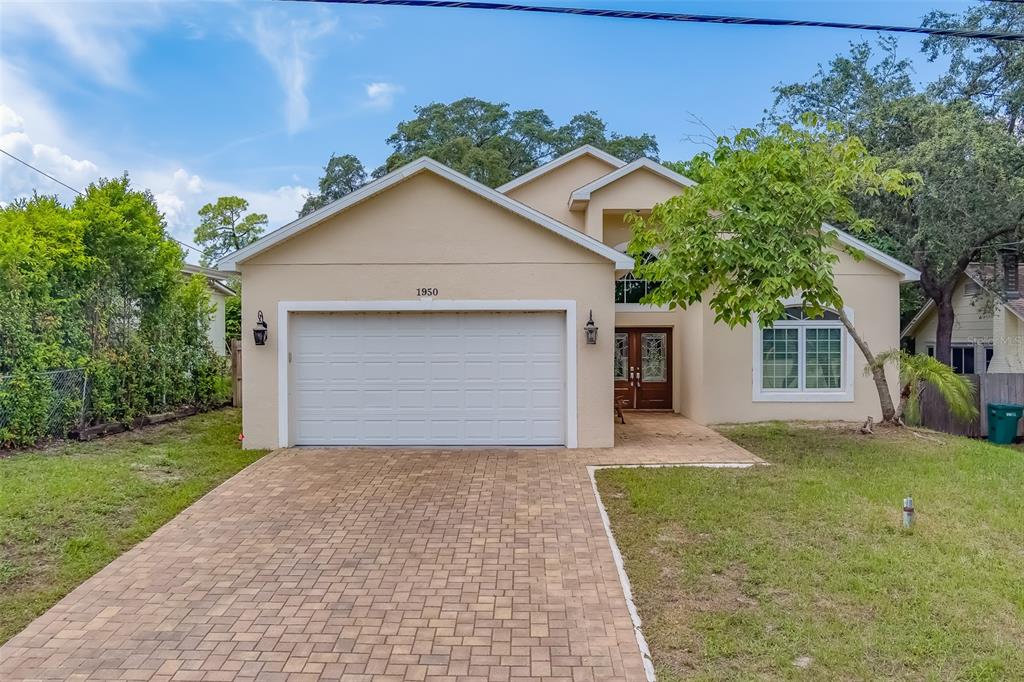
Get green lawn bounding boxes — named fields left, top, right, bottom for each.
left=596, top=423, right=1024, bottom=681
left=0, top=408, right=267, bottom=645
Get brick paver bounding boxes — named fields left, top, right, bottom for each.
left=0, top=414, right=759, bottom=681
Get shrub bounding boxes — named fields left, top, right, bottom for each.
left=0, top=178, right=228, bottom=446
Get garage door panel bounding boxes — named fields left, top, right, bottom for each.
left=291, top=312, right=566, bottom=445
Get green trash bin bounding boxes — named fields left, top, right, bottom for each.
left=987, top=403, right=1024, bottom=444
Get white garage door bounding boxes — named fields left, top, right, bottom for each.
left=290, top=312, right=566, bottom=446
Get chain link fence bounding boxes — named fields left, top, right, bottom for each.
left=0, top=368, right=87, bottom=442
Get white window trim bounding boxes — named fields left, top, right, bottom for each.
left=752, top=304, right=855, bottom=403
left=612, top=243, right=668, bottom=311
left=276, top=300, right=578, bottom=449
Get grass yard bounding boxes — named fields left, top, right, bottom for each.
left=596, top=423, right=1024, bottom=681
left=0, top=408, right=266, bottom=645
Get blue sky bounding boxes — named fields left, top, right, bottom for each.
left=0, top=0, right=973, bottom=259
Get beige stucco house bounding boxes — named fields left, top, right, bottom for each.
left=902, top=263, right=1024, bottom=374
left=218, top=146, right=918, bottom=450
left=181, top=264, right=235, bottom=356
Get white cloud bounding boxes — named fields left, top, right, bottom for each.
left=0, top=103, right=99, bottom=201
left=150, top=168, right=205, bottom=229
left=0, top=59, right=92, bottom=164
left=244, top=184, right=310, bottom=227
left=0, top=2, right=163, bottom=89
left=0, top=61, right=307, bottom=265
left=243, top=11, right=337, bottom=134
left=139, top=165, right=309, bottom=257
left=363, top=82, right=403, bottom=110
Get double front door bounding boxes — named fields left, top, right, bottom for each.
left=614, top=327, right=672, bottom=409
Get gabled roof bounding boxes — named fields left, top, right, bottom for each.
left=821, top=224, right=920, bottom=284
left=181, top=263, right=236, bottom=296
left=568, top=158, right=697, bottom=209
left=558, top=158, right=918, bottom=281
left=495, top=145, right=625, bottom=193
left=901, top=265, right=1007, bottom=338
left=216, top=156, right=634, bottom=272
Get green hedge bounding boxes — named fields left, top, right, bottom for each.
left=0, top=177, right=228, bottom=446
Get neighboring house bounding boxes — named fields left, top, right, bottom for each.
left=181, top=263, right=236, bottom=356
left=218, top=145, right=918, bottom=450
left=902, top=260, right=1024, bottom=374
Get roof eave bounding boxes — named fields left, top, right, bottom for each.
left=496, top=145, right=626, bottom=194
left=822, top=224, right=921, bottom=283
left=900, top=300, right=935, bottom=338
left=218, top=156, right=632, bottom=271
left=567, top=158, right=696, bottom=209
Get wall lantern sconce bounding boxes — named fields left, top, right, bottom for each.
left=584, top=310, right=599, bottom=345
left=253, top=310, right=269, bottom=346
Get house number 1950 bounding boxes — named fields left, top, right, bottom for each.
left=417, top=287, right=439, bottom=297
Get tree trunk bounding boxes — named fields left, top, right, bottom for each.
left=933, top=295, right=955, bottom=366
left=836, top=307, right=899, bottom=425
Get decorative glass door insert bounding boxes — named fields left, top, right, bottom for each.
left=641, top=332, right=668, bottom=382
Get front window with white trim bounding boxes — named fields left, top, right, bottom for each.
left=754, top=306, right=852, bottom=401
left=615, top=252, right=662, bottom=304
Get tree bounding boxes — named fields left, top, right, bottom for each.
left=770, top=41, right=1024, bottom=365
left=629, top=116, right=916, bottom=423
left=0, top=176, right=228, bottom=445
left=376, top=97, right=658, bottom=186
left=768, top=38, right=915, bottom=141
left=75, top=175, right=184, bottom=347
left=863, top=99, right=1024, bottom=364
left=549, top=111, right=659, bottom=163
left=922, top=4, right=1024, bottom=136
left=875, top=349, right=977, bottom=425
left=299, top=154, right=367, bottom=217
left=193, top=196, right=267, bottom=266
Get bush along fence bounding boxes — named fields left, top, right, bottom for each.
left=1, top=178, right=235, bottom=448
left=918, top=373, right=1024, bottom=439
left=0, top=369, right=87, bottom=444
left=0, top=361, right=231, bottom=447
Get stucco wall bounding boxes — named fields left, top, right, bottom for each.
left=207, top=290, right=227, bottom=356
left=503, top=154, right=616, bottom=231
left=698, top=251, right=902, bottom=423
left=611, top=250, right=902, bottom=424
left=583, top=168, right=683, bottom=240
left=613, top=306, right=704, bottom=419
left=239, top=171, right=616, bottom=449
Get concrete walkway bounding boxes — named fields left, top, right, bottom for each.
left=0, top=414, right=760, bottom=681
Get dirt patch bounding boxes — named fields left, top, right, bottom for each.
left=639, top=559, right=759, bottom=676
left=130, top=463, right=185, bottom=484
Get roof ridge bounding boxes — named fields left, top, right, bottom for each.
left=217, top=155, right=633, bottom=271
left=496, top=145, right=626, bottom=193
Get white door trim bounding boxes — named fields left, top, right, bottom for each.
left=277, top=300, right=579, bottom=449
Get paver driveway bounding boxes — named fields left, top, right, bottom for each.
left=0, top=414, right=760, bottom=681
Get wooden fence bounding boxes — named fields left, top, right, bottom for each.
left=919, top=373, right=1024, bottom=438
left=230, top=340, right=242, bottom=408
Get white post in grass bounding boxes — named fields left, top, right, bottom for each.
left=903, top=496, right=915, bottom=529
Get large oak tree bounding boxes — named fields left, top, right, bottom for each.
left=299, top=97, right=658, bottom=213
left=771, top=40, right=1024, bottom=366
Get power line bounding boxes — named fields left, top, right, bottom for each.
left=284, top=0, right=1024, bottom=42
left=1, top=148, right=86, bottom=197
left=1, top=147, right=205, bottom=255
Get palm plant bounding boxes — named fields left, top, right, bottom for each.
left=873, top=349, right=978, bottom=425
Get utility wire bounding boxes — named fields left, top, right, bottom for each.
left=1, top=147, right=205, bottom=256
left=284, top=0, right=1024, bottom=43
left=1, top=148, right=86, bottom=197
